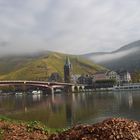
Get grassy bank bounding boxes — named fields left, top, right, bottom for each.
left=0, top=115, right=65, bottom=140
left=1, top=115, right=140, bottom=140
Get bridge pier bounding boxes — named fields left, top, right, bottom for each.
left=51, top=87, right=54, bottom=94
left=51, top=87, right=55, bottom=102
left=71, top=85, right=85, bottom=93
left=47, top=87, right=54, bottom=95
left=64, top=85, right=72, bottom=93
left=72, top=86, right=79, bottom=92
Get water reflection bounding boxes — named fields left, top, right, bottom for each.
left=0, top=91, right=140, bottom=128
left=128, top=93, right=133, bottom=108
left=32, top=94, right=41, bottom=102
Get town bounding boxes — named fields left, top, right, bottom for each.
left=1, top=56, right=139, bottom=95
left=48, top=56, right=138, bottom=91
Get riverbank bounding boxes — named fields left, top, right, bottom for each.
left=0, top=116, right=64, bottom=140
left=0, top=116, right=140, bottom=140
left=0, top=116, right=49, bottom=140
left=49, top=118, right=140, bottom=140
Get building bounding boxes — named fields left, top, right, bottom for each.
left=93, top=70, right=120, bottom=87
left=77, top=75, right=93, bottom=85
left=71, top=74, right=81, bottom=84
left=117, top=70, right=131, bottom=84
left=106, top=70, right=120, bottom=83
left=48, top=72, right=62, bottom=82
left=93, top=71, right=107, bottom=81
left=64, top=56, right=72, bottom=83
left=94, top=70, right=119, bottom=82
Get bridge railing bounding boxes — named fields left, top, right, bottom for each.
left=0, top=80, right=76, bottom=86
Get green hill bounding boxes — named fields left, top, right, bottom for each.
left=0, top=52, right=105, bottom=81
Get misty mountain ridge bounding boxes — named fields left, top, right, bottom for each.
left=84, top=40, right=140, bottom=72
left=0, top=52, right=105, bottom=80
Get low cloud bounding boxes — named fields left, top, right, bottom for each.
left=88, top=47, right=139, bottom=63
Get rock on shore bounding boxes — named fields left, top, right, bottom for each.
left=49, top=118, right=140, bottom=140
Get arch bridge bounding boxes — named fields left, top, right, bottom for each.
left=0, top=80, right=91, bottom=94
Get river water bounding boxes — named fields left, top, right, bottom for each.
left=0, top=91, right=140, bottom=128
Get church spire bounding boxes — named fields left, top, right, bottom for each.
left=65, top=56, right=71, bottom=67
left=64, top=56, right=72, bottom=83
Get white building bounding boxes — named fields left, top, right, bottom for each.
left=106, top=70, right=120, bottom=83
left=117, top=70, right=131, bottom=83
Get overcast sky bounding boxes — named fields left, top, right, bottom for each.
left=0, top=0, right=140, bottom=56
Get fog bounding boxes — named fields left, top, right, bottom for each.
left=88, top=47, right=139, bottom=63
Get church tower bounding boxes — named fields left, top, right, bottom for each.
left=64, top=56, right=72, bottom=83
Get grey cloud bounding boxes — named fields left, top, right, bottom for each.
left=0, top=0, right=140, bottom=56
left=0, top=41, right=9, bottom=47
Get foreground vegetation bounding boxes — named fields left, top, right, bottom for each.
left=0, top=116, right=48, bottom=140
left=131, top=71, right=140, bottom=82
left=0, top=115, right=65, bottom=140
left=1, top=116, right=140, bottom=140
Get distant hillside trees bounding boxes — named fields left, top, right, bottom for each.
left=131, top=71, right=140, bottom=82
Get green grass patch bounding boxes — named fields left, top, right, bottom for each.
left=0, top=115, right=66, bottom=134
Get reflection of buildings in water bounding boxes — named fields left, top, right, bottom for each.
left=128, top=93, right=133, bottom=108
left=66, top=93, right=81, bottom=126
left=65, top=93, right=89, bottom=127
left=72, top=93, right=86, bottom=105
left=71, top=93, right=79, bottom=109
left=15, top=95, right=23, bottom=99
left=47, top=93, right=75, bottom=127
left=120, top=92, right=133, bottom=109
left=65, top=94, right=75, bottom=127
left=113, top=92, right=123, bottom=107
left=72, top=93, right=76, bottom=103
left=81, top=93, right=86, bottom=101
left=72, top=92, right=94, bottom=110
left=51, top=103, right=61, bottom=113
left=71, top=93, right=87, bottom=111
left=51, top=93, right=55, bottom=103
left=24, top=106, right=27, bottom=112
left=50, top=94, right=64, bottom=113
left=50, top=94, right=63, bottom=105
left=66, top=102, right=73, bottom=127
left=32, top=94, right=41, bottom=102
left=77, top=93, right=86, bottom=101
left=113, top=91, right=133, bottom=109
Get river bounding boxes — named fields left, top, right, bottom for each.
left=0, top=91, right=140, bottom=128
